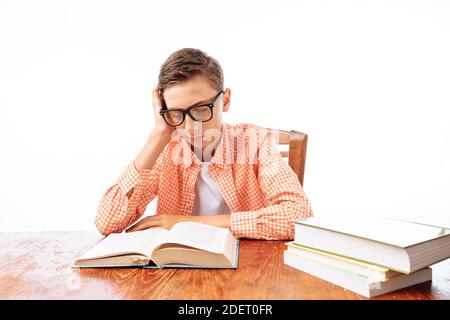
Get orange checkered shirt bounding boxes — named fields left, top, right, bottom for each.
left=94, top=123, right=313, bottom=240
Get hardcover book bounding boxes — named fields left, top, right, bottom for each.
left=73, top=221, right=239, bottom=269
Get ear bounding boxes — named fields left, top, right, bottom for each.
left=222, top=88, right=231, bottom=112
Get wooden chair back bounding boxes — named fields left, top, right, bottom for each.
left=265, top=128, right=308, bottom=186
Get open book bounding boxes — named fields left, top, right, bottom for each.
left=73, top=221, right=239, bottom=269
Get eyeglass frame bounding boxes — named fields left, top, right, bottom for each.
left=159, top=90, right=224, bottom=127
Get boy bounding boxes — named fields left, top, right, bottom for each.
left=95, top=48, right=312, bottom=240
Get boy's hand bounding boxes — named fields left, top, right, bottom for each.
left=125, top=214, right=232, bottom=233
left=133, top=84, right=174, bottom=172
left=152, top=84, right=175, bottom=135
left=125, top=214, right=190, bottom=232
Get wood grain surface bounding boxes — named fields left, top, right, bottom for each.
left=0, top=232, right=448, bottom=299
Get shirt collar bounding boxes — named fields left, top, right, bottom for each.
left=174, top=123, right=233, bottom=169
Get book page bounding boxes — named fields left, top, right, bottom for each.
left=77, top=228, right=169, bottom=260
left=157, top=221, right=232, bottom=254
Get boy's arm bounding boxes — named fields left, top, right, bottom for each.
left=94, top=130, right=171, bottom=236
left=229, top=130, right=313, bottom=240
left=94, top=85, right=174, bottom=236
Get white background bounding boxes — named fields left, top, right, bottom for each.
left=1, top=0, right=449, bottom=232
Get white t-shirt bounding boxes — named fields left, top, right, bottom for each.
left=190, top=134, right=230, bottom=216
left=192, top=161, right=231, bottom=216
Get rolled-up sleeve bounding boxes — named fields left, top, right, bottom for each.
left=94, top=150, right=166, bottom=236
left=230, top=130, right=313, bottom=240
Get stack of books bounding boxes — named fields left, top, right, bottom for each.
left=284, top=214, right=450, bottom=298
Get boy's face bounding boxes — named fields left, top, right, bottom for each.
left=161, top=77, right=230, bottom=151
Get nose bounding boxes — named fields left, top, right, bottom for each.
left=184, top=118, right=203, bottom=137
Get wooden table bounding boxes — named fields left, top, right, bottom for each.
left=0, top=232, right=449, bottom=299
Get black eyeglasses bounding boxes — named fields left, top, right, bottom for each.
left=159, top=91, right=224, bottom=127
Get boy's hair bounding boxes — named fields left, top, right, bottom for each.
left=158, top=48, right=224, bottom=93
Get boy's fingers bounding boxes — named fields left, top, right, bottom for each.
left=126, top=216, right=161, bottom=232
left=127, top=223, right=149, bottom=232
left=152, top=84, right=163, bottom=108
